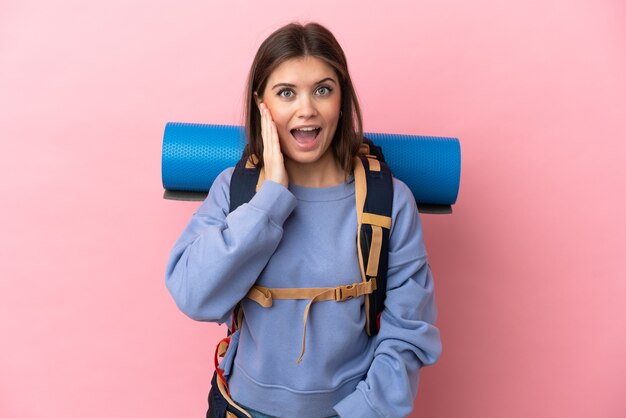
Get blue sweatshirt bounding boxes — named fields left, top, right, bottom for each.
left=165, top=167, right=442, bottom=418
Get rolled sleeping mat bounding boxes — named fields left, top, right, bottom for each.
left=162, top=122, right=461, bottom=214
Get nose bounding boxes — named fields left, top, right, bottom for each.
left=296, top=94, right=318, bottom=119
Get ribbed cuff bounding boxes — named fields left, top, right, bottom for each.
left=248, top=180, right=297, bottom=226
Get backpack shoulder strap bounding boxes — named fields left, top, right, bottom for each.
left=354, top=137, right=393, bottom=336
left=229, top=153, right=264, bottom=213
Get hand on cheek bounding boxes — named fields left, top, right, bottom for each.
left=259, top=102, right=288, bottom=188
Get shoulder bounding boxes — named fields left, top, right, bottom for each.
left=389, top=176, right=427, bottom=259
left=391, top=177, right=417, bottom=221
left=196, top=167, right=235, bottom=215
left=214, top=166, right=236, bottom=189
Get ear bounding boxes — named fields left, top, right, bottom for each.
left=254, top=91, right=262, bottom=109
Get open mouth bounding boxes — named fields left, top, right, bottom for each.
left=290, top=127, right=321, bottom=143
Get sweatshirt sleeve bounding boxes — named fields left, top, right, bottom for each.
left=333, top=179, right=442, bottom=418
left=165, top=167, right=298, bottom=324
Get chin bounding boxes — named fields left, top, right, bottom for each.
left=284, top=150, right=322, bottom=165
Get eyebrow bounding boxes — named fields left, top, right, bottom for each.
left=271, top=77, right=337, bottom=90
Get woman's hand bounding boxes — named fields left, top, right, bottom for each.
left=259, top=102, right=289, bottom=188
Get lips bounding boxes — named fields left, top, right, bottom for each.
left=290, top=127, right=321, bottom=144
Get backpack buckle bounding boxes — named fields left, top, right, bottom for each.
left=335, top=284, right=358, bottom=301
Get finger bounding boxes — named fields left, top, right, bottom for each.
left=270, top=120, right=281, bottom=157
left=260, top=104, right=269, bottom=154
left=260, top=103, right=265, bottom=139
left=263, top=105, right=272, bottom=152
left=264, top=106, right=275, bottom=152
left=263, top=105, right=277, bottom=149
left=261, top=105, right=273, bottom=163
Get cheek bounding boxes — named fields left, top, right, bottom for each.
left=324, top=96, right=342, bottom=121
left=265, top=104, right=289, bottom=127
left=267, top=107, right=293, bottom=141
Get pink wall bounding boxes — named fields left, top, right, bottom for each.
left=1, top=1, right=625, bottom=417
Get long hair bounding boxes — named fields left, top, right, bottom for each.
left=243, top=22, right=363, bottom=175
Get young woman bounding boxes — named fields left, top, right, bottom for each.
left=166, top=22, right=442, bottom=418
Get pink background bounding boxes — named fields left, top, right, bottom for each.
left=1, top=1, right=625, bottom=417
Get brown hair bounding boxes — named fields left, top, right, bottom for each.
left=243, top=22, right=363, bottom=175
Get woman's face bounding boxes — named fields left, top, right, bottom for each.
left=257, top=55, right=342, bottom=168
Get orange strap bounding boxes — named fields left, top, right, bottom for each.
left=247, top=281, right=376, bottom=306
left=213, top=336, right=252, bottom=417
left=354, top=156, right=368, bottom=283
left=353, top=155, right=392, bottom=334
left=246, top=280, right=376, bottom=364
left=214, top=337, right=231, bottom=394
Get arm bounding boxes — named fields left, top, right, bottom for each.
left=165, top=168, right=297, bottom=323
left=334, top=180, right=442, bottom=418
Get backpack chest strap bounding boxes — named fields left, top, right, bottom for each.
left=246, top=281, right=376, bottom=307
left=245, top=280, right=376, bottom=364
